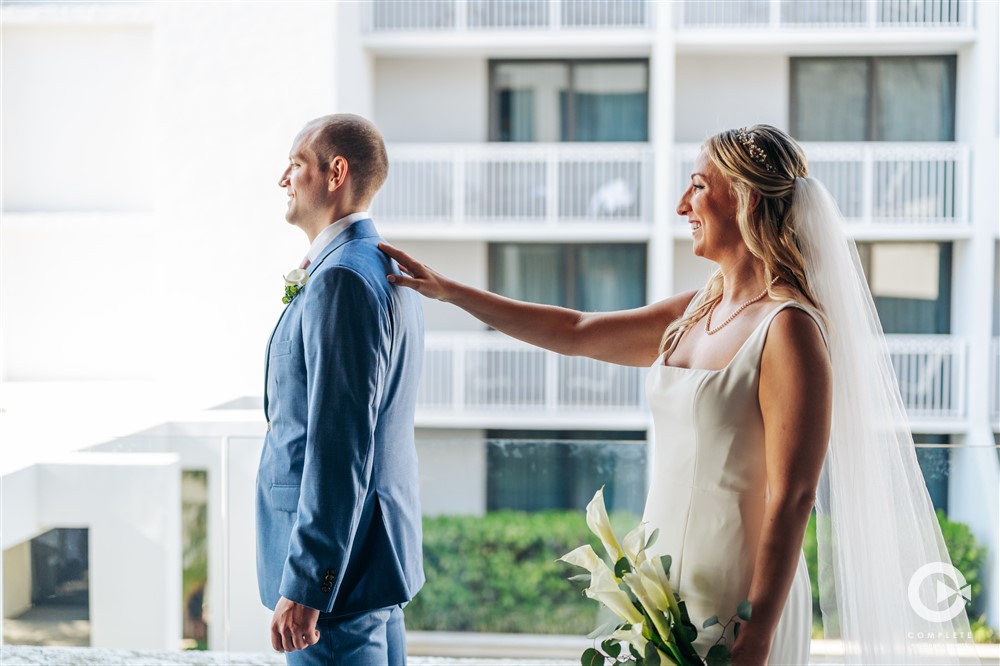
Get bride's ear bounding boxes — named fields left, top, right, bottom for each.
left=749, top=191, right=761, bottom=212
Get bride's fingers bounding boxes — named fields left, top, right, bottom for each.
left=387, top=273, right=419, bottom=290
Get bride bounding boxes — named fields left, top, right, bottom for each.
left=379, top=125, right=977, bottom=664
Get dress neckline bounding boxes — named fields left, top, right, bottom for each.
left=657, top=301, right=804, bottom=374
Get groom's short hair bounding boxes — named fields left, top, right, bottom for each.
left=305, top=114, right=388, bottom=205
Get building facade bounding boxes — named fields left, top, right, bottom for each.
left=2, top=0, right=997, bottom=656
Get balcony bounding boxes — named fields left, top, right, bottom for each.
left=416, top=332, right=648, bottom=428
left=676, top=142, right=971, bottom=239
left=375, top=143, right=653, bottom=240
left=363, top=0, right=650, bottom=32
left=414, top=332, right=966, bottom=430
left=676, top=0, right=973, bottom=29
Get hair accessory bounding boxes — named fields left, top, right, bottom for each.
left=736, top=128, right=776, bottom=173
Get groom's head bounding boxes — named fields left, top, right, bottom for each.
left=281, top=114, right=388, bottom=230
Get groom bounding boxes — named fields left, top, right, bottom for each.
left=256, top=114, right=425, bottom=665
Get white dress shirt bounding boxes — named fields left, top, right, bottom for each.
left=302, top=211, right=370, bottom=268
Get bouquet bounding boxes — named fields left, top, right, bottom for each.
left=560, top=488, right=751, bottom=666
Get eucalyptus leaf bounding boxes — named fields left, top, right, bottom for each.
left=643, top=640, right=661, bottom=666
left=702, top=615, right=719, bottom=629
left=602, top=638, right=622, bottom=658
left=581, top=647, right=604, bottom=666
left=660, top=554, right=673, bottom=578
left=644, top=527, right=660, bottom=550
left=629, top=643, right=642, bottom=661
left=733, top=622, right=740, bottom=640
left=737, top=600, right=752, bottom=622
left=615, top=556, right=632, bottom=579
left=705, top=644, right=733, bottom=666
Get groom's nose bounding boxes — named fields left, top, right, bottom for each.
left=278, top=167, right=290, bottom=188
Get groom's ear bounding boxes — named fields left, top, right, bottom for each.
left=328, top=155, right=349, bottom=192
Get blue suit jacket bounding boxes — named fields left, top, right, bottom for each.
left=256, top=218, right=425, bottom=616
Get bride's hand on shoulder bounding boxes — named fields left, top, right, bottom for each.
left=379, top=242, right=454, bottom=302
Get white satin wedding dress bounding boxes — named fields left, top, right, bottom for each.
left=643, top=300, right=815, bottom=665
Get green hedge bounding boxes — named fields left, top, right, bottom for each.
left=408, top=509, right=996, bottom=641
left=406, top=510, right=636, bottom=634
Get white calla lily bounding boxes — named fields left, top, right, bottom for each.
left=559, top=544, right=605, bottom=575
left=284, top=268, right=309, bottom=287
left=638, top=557, right=681, bottom=621
left=621, top=522, right=648, bottom=567
left=608, top=623, right=647, bottom=653
left=586, top=562, right=643, bottom=624
left=586, top=487, right=623, bottom=564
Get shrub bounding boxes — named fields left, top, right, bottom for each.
left=406, top=510, right=635, bottom=634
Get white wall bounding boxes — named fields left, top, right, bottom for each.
left=374, top=57, right=488, bottom=143
left=416, top=429, right=488, bottom=516
left=2, top=541, right=32, bottom=619
left=36, top=453, right=182, bottom=650
left=1, top=25, right=153, bottom=212
left=385, top=240, right=488, bottom=332
left=674, top=54, right=789, bottom=142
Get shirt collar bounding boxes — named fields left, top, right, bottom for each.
left=303, top=211, right=370, bottom=265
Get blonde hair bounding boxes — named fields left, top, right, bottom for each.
left=660, top=124, right=821, bottom=357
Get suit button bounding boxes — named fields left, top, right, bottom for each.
left=324, top=574, right=334, bottom=581
left=321, top=585, right=332, bottom=593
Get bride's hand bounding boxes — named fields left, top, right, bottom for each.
left=379, top=242, right=454, bottom=302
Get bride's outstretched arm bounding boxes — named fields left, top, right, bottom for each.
left=734, top=307, right=832, bottom=664
left=379, top=242, right=696, bottom=367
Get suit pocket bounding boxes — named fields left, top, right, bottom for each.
left=271, top=484, right=300, bottom=512
left=271, top=340, right=293, bottom=358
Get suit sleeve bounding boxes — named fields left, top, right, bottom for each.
left=279, top=266, right=389, bottom=612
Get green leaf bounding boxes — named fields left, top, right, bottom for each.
left=581, top=647, right=604, bottom=666
left=733, top=622, right=740, bottom=640
left=702, top=615, right=719, bottom=629
left=601, top=638, right=622, bottom=658
left=644, top=527, right=660, bottom=550
left=643, top=640, right=661, bottom=665
left=737, top=600, right=752, bottom=622
left=660, top=554, right=673, bottom=578
left=615, top=556, right=632, bottom=579
left=629, top=643, right=642, bottom=661
left=705, top=644, right=733, bottom=666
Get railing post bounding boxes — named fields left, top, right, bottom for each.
left=545, top=351, right=559, bottom=412
left=769, top=0, right=781, bottom=27
left=455, top=0, right=467, bottom=30
left=862, top=144, right=875, bottom=226
left=453, top=146, right=466, bottom=227
left=957, top=144, right=970, bottom=225
left=547, top=146, right=560, bottom=226
left=549, top=0, right=562, bottom=29
left=956, top=336, right=968, bottom=420
left=868, top=0, right=879, bottom=27
left=452, top=336, right=466, bottom=412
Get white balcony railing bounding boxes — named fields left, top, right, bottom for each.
left=418, top=332, right=646, bottom=414
left=676, top=0, right=973, bottom=29
left=375, top=143, right=653, bottom=227
left=418, top=332, right=964, bottom=423
left=886, top=334, right=966, bottom=421
left=363, top=0, right=650, bottom=32
left=676, top=143, right=970, bottom=229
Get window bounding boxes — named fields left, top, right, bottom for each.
left=489, top=243, right=647, bottom=312
left=485, top=430, right=647, bottom=514
left=490, top=60, right=649, bottom=142
left=857, top=242, right=952, bottom=334
left=790, top=56, right=956, bottom=141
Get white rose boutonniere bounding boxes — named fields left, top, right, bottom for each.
left=282, top=268, right=309, bottom=304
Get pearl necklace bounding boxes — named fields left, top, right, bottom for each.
left=704, top=277, right=779, bottom=336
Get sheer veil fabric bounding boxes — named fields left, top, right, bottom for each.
left=792, top=177, right=979, bottom=664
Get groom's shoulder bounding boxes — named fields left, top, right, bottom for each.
left=309, top=239, right=391, bottom=299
